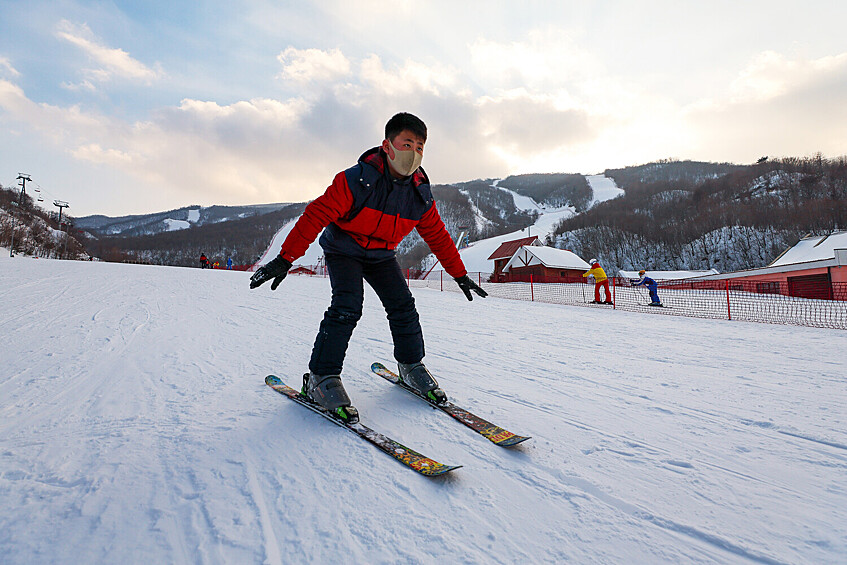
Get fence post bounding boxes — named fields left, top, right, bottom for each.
left=530, top=274, right=535, bottom=301
left=440, top=270, right=443, bottom=292
left=726, top=279, right=732, bottom=320
left=612, top=277, right=616, bottom=309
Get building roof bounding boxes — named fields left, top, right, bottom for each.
left=769, top=231, right=847, bottom=267
left=503, top=245, right=590, bottom=272
left=618, top=269, right=720, bottom=280
left=692, top=237, right=847, bottom=281
left=486, top=236, right=540, bottom=260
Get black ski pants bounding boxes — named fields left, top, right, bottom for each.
left=309, top=253, right=424, bottom=376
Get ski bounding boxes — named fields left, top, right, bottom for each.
left=265, top=375, right=461, bottom=477
left=370, top=363, right=531, bottom=448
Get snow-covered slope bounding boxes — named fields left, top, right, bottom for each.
left=1, top=255, right=845, bottom=564
left=255, top=217, right=324, bottom=268
left=446, top=175, right=623, bottom=274
left=586, top=173, right=625, bottom=206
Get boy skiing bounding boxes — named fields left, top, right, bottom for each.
left=583, top=258, right=612, bottom=304
left=249, top=112, right=487, bottom=423
left=632, top=269, right=662, bottom=306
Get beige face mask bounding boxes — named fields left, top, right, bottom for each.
left=387, top=140, right=423, bottom=176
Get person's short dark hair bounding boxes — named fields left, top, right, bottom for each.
left=385, top=112, right=427, bottom=142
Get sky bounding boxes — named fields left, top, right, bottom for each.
left=1, top=1, right=846, bottom=217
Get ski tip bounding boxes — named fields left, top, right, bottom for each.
left=370, top=361, right=386, bottom=372
left=265, top=374, right=282, bottom=386
left=420, top=464, right=463, bottom=477
left=496, top=436, right=532, bottom=447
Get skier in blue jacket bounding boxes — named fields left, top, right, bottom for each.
left=632, top=270, right=662, bottom=306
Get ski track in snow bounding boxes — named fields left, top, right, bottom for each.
left=1, top=256, right=846, bottom=564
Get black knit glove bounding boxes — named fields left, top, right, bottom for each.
left=454, top=275, right=488, bottom=301
left=249, top=256, right=292, bottom=290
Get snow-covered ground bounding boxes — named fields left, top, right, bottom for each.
left=2, top=255, right=845, bottom=564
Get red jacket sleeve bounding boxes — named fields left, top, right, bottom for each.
left=416, top=202, right=467, bottom=278
left=278, top=172, right=353, bottom=263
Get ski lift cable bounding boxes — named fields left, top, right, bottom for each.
left=31, top=181, right=63, bottom=207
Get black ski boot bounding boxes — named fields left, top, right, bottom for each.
left=301, top=373, right=359, bottom=423
left=398, top=362, right=447, bottom=404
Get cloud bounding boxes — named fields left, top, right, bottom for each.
left=0, top=56, right=21, bottom=78
left=60, top=79, right=97, bottom=93
left=469, top=29, right=600, bottom=92
left=0, top=43, right=621, bottom=208
left=704, top=50, right=847, bottom=106
left=358, top=55, right=463, bottom=97
left=55, top=20, right=163, bottom=85
left=71, top=143, right=133, bottom=165
left=4, top=31, right=847, bottom=216
left=277, top=47, right=351, bottom=84
left=685, top=51, right=847, bottom=162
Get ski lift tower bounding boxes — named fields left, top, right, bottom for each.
left=8, top=174, right=31, bottom=257
left=16, top=173, right=31, bottom=205
left=54, top=200, right=70, bottom=258
left=53, top=199, right=69, bottom=226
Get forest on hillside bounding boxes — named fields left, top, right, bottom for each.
left=499, top=173, right=593, bottom=211
left=0, top=185, right=87, bottom=259
left=548, top=156, right=847, bottom=274
left=396, top=174, right=592, bottom=270
left=85, top=203, right=307, bottom=267
left=8, top=157, right=845, bottom=275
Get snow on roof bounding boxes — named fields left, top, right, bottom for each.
left=769, top=231, right=847, bottom=267
left=486, top=236, right=540, bottom=260
left=503, top=245, right=590, bottom=271
left=618, top=269, right=720, bottom=280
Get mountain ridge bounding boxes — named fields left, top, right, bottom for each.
left=6, top=157, right=846, bottom=274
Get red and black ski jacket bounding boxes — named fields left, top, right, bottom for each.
left=278, top=147, right=467, bottom=278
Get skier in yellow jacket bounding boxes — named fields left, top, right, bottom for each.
left=583, top=258, right=613, bottom=304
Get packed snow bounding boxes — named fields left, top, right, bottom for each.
left=2, top=254, right=845, bottom=564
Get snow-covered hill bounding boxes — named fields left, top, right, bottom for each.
left=2, top=254, right=845, bottom=564
left=76, top=203, right=291, bottom=238
left=257, top=175, right=606, bottom=274
left=446, top=175, right=622, bottom=274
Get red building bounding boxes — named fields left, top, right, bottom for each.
left=694, top=232, right=847, bottom=300
left=487, top=236, right=541, bottom=281
left=501, top=245, right=591, bottom=283
left=289, top=265, right=317, bottom=276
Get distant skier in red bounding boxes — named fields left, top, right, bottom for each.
left=249, top=113, right=487, bottom=422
